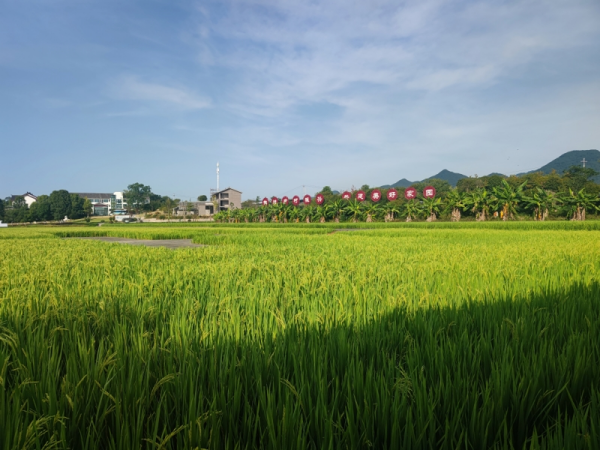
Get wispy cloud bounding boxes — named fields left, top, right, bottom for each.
left=108, top=75, right=210, bottom=111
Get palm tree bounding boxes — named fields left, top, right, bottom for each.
left=344, top=200, right=364, bottom=222
left=299, top=205, right=313, bottom=223
left=493, top=180, right=526, bottom=221
left=444, top=189, right=465, bottom=222
left=421, top=197, right=443, bottom=222
left=560, top=189, right=599, bottom=221
left=326, top=199, right=345, bottom=223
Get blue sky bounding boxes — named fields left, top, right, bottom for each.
left=1, top=0, right=599, bottom=200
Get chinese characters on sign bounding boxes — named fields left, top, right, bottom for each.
left=271, top=197, right=278, bottom=205
left=370, top=189, right=382, bottom=202
left=303, top=195, right=312, bottom=205
left=262, top=197, right=269, bottom=206
left=282, top=196, right=289, bottom=205
left=404, top=187, right=417, bottom=200
left=292, top=196, right=300, bottom=206
left=387, top=188, right=398, bottom=201
left=316, top=194, right=324, bottom=205
left=423, top=186, right=436, bottom=198
left=342, top=191, right=352, bottom=200
left=356, top=190, right=366, bottom=202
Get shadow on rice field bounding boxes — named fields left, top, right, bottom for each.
left=1, top=282, right=598, bottom=449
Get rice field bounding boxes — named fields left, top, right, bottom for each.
left=0, top=223, right=599, bottom=449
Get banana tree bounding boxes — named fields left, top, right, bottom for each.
left=344, top=200, right=364, bottom=223
left=560, top=189, right=598, bottom=221
left=493, top=180, right=526, bottom=221
left=326, top=199, right=345, bottom=223
left=299, top=205, right=313, bottom=223
left=403, top=200, right=419, bottom=222
left=383, top=203, right=400, bottom=222
left=522, top=188, right=561, bottom=221
left=364, top=203, right=381, bottom=222
left=314, top=205, right=327, bottom=223
left=289, top=207, right=300, bottom=223
left=465, top=189, right=495, bottom=221
left=421, top=197, right=443, bottom=222
left=444, top=189, right=465, bottom=222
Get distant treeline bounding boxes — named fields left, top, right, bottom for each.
left=226, top=166, right=600, bottom=223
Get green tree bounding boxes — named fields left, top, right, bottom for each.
left=420, top=197, right=443, bottom=221
left=5, top=196, right=30, bottom=223
left=197, top=195, right=208, bottom=201
left=403, top=200, right=419, bottom=222
left=444, top=189, right=466, bottom=222
left=29, top=195, right=52, bottom=221
left=493, top=180, right=526, bottom=221
left=522, top=188, right=561, bottom=221
left=560, top=188, right=599, bottom=221
left=83, top=198, right=93, bottom=218
left=49, top=190, right=72, bottom=220
left=465, top=189, right=495, bottom=221
left=562, top=166, right=599, bottom=192
left=124, top=183, right=152, bottom=214
left=344, top=200, right=363, bottom=223
left=413, top=178, right=451, bottom=197
left=326, top=199, right=345, bottom=223
left=0, top=199, right=4, bottom=221
left=70, top=194, right=86, bottom=219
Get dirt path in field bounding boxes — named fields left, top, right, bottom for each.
left=67, top=237, right=205, bottom=248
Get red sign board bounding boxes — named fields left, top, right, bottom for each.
left=303, top=195, right=312, bottom=205
left=370, top=189, right=382, bottom=202
left=316, top=194, right=324, bottom=205
left=356, top=190, right=366, bottom=202
left=262, top=197, right=269, bottom=206
left=387, top=188, right=398, bottom=201
left=282, top=196, right=289, bottom=205
left=342, top=191, right=352, bottom=200
left=404, top=187, right=417, bottom=200
left=271, top=197, right=278, bottom=205
left=423, top=186, right=436, bottom=198
left=292, top=196, right=300, bottom=206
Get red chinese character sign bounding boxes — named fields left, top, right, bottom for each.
left=316, top=194, right=325, bottom=205
left=342, top=191, right=352, bottom=200
left=370, top=189, right=382, bottom=202
left=356, top=190, right=366, bottom=202
left=262, top=197, right=269, bottom=206
left=303, top=195, right=312, bottom=205
left=282, top=196, right=289, bottom=205
left=292, top=196, right=300, bottom=206
left=271, top=197, right=279, bottom=205
left=404, top=187, right=417, bottom=200
left=387, top=188, right=398, bottom=201
left=423, top=186, right=436, bottom=198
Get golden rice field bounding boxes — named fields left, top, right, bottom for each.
left=0, top=223, right=599, bottom=449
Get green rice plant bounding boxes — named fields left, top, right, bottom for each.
left=0, top=225, right=599, bottom=448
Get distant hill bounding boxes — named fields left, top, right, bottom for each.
left=379, top=150, right=600, bottom=190
left=521, top=149, right=600, bottom=182
left=381, top=169, right=467, bottom=188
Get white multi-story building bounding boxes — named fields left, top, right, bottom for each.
left=74, top=192, right=128, bottom=215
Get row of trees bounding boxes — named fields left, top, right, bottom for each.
left=217, top=179, right=600, bottom=224
left=0, top=191, right=92, bottom=223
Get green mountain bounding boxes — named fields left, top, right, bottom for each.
left=382, top=169, right=467, bottom=188
left=523, top=149, right=600, bottom=182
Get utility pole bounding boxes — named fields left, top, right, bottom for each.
left=217, top=162, right=220, bottom=192
left=582, top=158, right=587, bottom=168
left=303, top=185, right=306, bottom=196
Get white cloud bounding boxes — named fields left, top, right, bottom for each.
left=108, top=75, right=210, bottom=110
